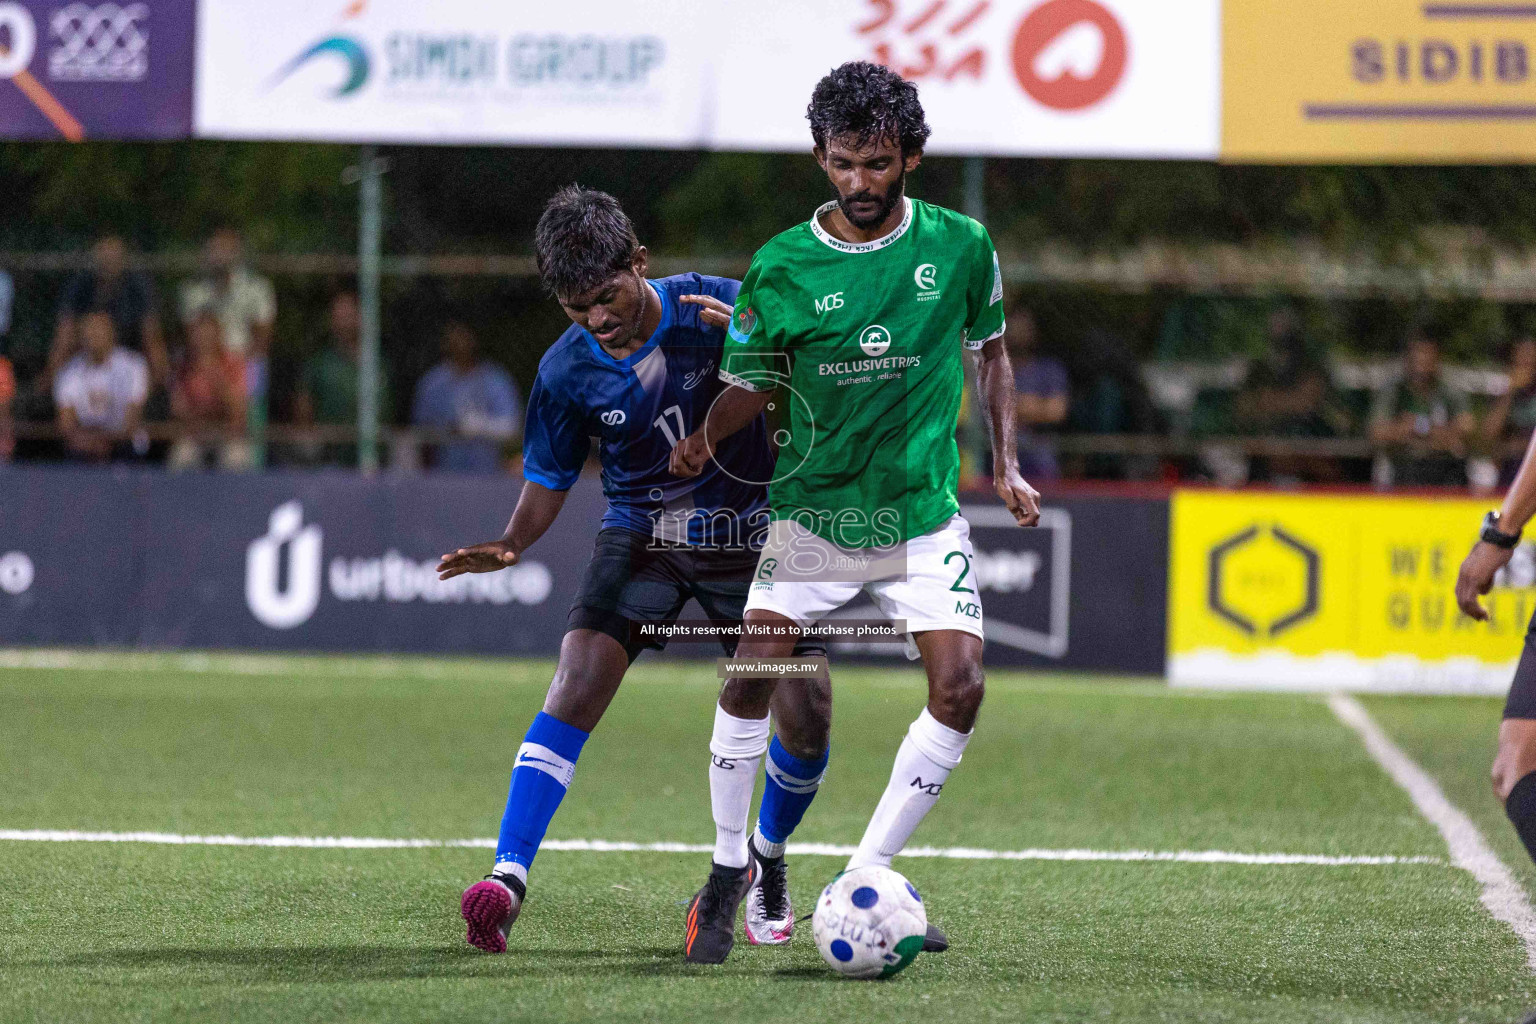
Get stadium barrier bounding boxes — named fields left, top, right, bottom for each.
left=1, top=467, right=1522, bottom=692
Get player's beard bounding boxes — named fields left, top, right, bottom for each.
left=836, top=166, right=905, bottom=230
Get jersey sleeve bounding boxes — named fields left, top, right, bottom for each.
left=520, top=371, right=590, bottom=491
left=719, top=254, right=792, bottom=393
left=962, top=223, right=1006, bottom=351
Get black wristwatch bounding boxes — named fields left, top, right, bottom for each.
left=1482, top=511, right=1523, bottom=549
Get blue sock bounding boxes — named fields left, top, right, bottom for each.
left=494, top=712, right=589, bottom=880
left=755, top=736, right=828, bottom=848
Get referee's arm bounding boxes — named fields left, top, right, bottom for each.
left=1457, top=433, right=1536, bottom=619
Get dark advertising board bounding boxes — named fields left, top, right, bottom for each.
left=824, top=497, right=1168, bottom=675
left=0, top=468, right=1168, bottom=675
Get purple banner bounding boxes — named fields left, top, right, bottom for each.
left=0, top=0, right=194, bottom=140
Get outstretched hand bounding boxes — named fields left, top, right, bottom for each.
left=679, top=294, right=734, bottom=330
left=437, top=540, right=519, bottom=581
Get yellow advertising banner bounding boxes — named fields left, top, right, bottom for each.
left=1223, top=0, right=1536, bottom=163
left=1168, top=490, right=1536, bottom=692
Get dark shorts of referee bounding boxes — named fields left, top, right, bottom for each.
left=1506, top=611, right=1536, bottom=719
left=568, top=526, right=827, bottom=664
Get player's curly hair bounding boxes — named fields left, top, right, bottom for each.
left=806, top=61, right=931, bottom=157
left=534, top=184, right=641, bottom=299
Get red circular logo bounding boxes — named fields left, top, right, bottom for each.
left=1011, top=0, right=1128, bottom=112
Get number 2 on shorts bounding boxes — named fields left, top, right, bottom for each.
left=945, top=550, right=974, bottom=594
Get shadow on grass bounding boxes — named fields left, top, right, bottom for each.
left=6, top=943, right=742, bottom=982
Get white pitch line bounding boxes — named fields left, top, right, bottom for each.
left=0, top=829, right=1441, bottom=866
left=1328, top=693, right=1536, bottom=972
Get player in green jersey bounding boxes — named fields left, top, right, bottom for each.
left=669, top=61, right=1040, bottom=962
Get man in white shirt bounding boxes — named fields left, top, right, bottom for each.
left=54, top=309, right=148, bottom=462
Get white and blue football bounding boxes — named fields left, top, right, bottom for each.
left=811, top=865, right=927, bottom=979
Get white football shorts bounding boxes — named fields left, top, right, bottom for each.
left=744, top=514, right=984, bottom=657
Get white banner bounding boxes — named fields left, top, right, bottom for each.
left=194, top=0, right=1218, bottom=157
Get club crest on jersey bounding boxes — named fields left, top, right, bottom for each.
left=913, top=263, right=940, bottom=301
left=728, top=306, right=758, bottom=344
left=858, top=324, right=892, bottom=357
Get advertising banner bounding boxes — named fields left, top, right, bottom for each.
left=0, top=0, right=194, bottom=139
left=1168, top=490, right=1527, bottom=694
left=192, top=0, right=1219, bottom=158
left=832, top=497, right=1168, bottom=673
left=1223, top=0, right=1536, bottom=163
left=0, top=468, right=1168, bottom=675
left=711, top=0, right=1220, bottom=158
left=0, top=467, right=588, bottom=654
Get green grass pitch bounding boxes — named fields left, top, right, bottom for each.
left=2, top=651, right=1535, bottom=1023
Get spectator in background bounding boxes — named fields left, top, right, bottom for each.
left=1007, top=306, right=1068, bottom=480
left=0, top=346, right=13, bottom=464
left=1232, top=306, right=1351, bottom=483
left=294, top=290, right=388, bottom=466
left=53, top=308, right=148, bottom=463
left=179, top=228, right=276, bottom=456
left=0, top=267, right=11, bottom=463
left=411, top=320, right=521, bottom=474
left=47, top=234, right=166, bottom=386
left=1480, top=334, right=1536, bottom=486
left=167, top=308, right=250, bottom=472
left=1369, top=332, right=1475, bottom=487
left=1066, top=326, right=1160, bottom=479
left=0, top=265, right=12, bottom=347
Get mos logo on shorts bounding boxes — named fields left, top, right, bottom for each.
left=858, top=324, right=891, bottom=357
left=757, top=558, right=778, bottom=581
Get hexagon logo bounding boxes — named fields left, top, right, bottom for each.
left=1207, top=523, right=1320, bottom=639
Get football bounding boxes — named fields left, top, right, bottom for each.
left=811, top=865, right=928, bottom=979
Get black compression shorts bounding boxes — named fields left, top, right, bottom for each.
left=1506, top=611, right=1536, bottom=719
left=567, top=527, right=827, bottom=664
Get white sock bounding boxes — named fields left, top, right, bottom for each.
left=709, top=705, right=770, bottom=869
left=848, top=707, right=971, bottom=870
left=491, top=861, right=528, bottom=885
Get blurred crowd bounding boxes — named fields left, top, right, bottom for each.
left=0, top=232, right=521, bottom=473
left=0, top=234, right=1531, bottom=491
left=969, top=302, right=1536, bottom=492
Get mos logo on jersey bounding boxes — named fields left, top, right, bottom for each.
left=600, top=409, right=626, bottom=426
left=859, top=324, right=892, bottom=357
left=914, top=263, right=940, bottom=302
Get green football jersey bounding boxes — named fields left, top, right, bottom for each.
left=721, top=197, right=1004, bottom=548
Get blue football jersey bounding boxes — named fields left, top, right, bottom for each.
left=522, top=274, right=776, bottom=547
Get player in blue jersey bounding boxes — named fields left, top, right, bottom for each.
left=439, top=186, right=830, bottom=963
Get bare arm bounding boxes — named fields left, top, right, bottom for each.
left=142, top=314, right=169, bottom=384
left=975, top=336, right=1041, bottom=527
left=1482, top=391, right=1516, bottom=448
left=436, top=479, right=568, bottom=580
left=670, top=382, right=775, bottom=477
left=46, top=315, right=78, bottom=381
left=1457, top=431, right=1536, bottom=619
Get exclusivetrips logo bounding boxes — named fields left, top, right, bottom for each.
left=858, top=324, right=891, bottom=357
